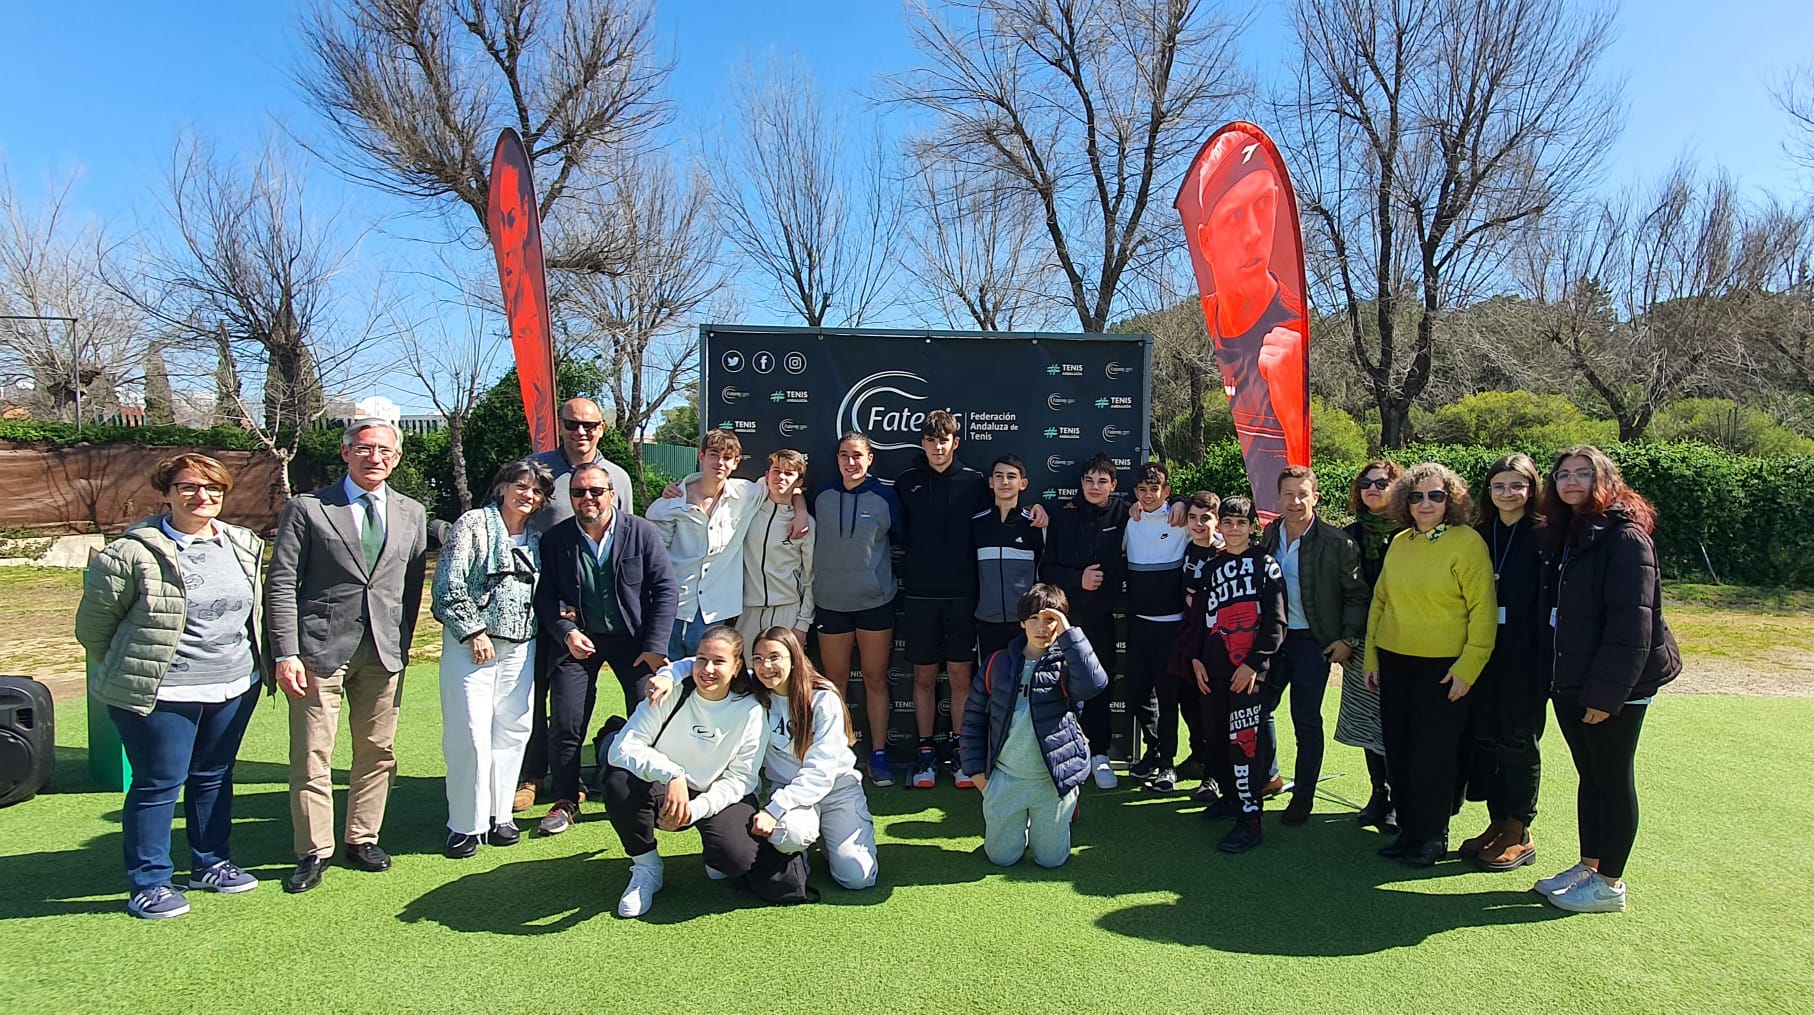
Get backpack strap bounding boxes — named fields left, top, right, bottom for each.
left=983, top=649, right=1003, bottom=695
left=651, top=676, right=697, bottom=750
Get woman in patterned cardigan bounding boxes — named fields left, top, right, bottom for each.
left=432, top=458, right=554, bottom=857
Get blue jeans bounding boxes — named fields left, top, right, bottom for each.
left=1263, top=632, right=1331, bottom=795
left=668, top=613, right=724, bottom=661
left=108, top=686, right=259, bottom=891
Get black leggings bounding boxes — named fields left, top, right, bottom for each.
left=600, top=767, right=809, bottom=903
left=1378, top=649, right=1471, bottom=843
left=1077, top=615, right=1117, bottom=756
left=1554, top=698, right=1648, bottom=881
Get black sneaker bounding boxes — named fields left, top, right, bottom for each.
left=1217, top=820, right=1264, bottom=854
left=1146, top=767, right=1177, bottom=792
left=1193, top=780, right=1222, bottom=803
left=487, top=821, right=521, bottom=847
left=1200, top=796, right=1242, bottom=821
left=1176, top=757, right=1206, bottom=781
left=1129, top=752, right=1162, bottom=780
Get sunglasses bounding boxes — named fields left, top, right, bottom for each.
left=1407, top=490, right=1448, bottom=504
left=571, top=486, right=612, bottom=499
left=561, top=418, right=604, bottom=432
left=1358, top=478, right=1391, bottom=491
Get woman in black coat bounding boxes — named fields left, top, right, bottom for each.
left=1535, top=446, right=1680, bottom=914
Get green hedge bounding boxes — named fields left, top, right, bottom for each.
left=1167, top=438, right=1814, bottom=586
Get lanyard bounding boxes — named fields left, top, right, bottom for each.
left=1492, top=519, right=1519, bottom=582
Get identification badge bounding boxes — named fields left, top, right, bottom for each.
left=1498, top=606, right=1507, bottom=626
left=1549, top=607, right=1558, bottom=629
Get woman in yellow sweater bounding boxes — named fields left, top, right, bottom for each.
left=1362, top=463, right=1497, bottom=867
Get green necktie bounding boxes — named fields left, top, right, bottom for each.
left=360, top=493, right=385, bottom=570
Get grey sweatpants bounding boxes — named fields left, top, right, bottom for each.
left=981, top=768, right=1080, bottom=868
left=768, top=778, right=879, bottom=890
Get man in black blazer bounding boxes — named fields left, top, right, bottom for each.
left=533, top=462, right=677, bottom=835
left=266, top=418, right=428, bottom=893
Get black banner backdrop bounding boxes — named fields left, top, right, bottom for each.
left=701, top=325, right=1154, bottom=761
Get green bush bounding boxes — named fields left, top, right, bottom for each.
left=1420, top=391, right=1617, bottom=450
left=1311, top=396, right=1369, bottom=467
left=1645, top=398, right=1814, bottom=457
left=0, top=420, right=267, bottom=449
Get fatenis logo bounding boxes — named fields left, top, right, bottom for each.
left=1047, top=455, right=1075, bottom=471
left=1047, top=393, right=1076, bottom=410
left=779, top=419, right=807, bottom=437
left=720, top=386, right=749, bottom=403
left=1101, top=424, right=1131, bottom=441
left=835, top=370, right=955, bottom=451
left=1105, top=361, right=1136, bottom=380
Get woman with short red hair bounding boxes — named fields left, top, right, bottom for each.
left=1533, top=446, right=1680, bottom=913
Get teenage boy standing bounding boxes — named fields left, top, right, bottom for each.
left=736, top=449, right=816, bottom=653
left=1256, top=465, right=1368, bottom=825
left=973, top=455, right=1044, bottom=659
left=1192, top=496, right=1287, bottom=854
left=1040, top=454, right=1129, bottom=788
left=1122, top=463, right=1191, bottom=790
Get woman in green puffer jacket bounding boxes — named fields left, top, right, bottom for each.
left=74, top=453, right=270, bottom=921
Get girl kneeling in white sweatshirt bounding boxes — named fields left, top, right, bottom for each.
left=748, top=627, right=879, bottom=890
left=603, top=626, right=809, bottom=918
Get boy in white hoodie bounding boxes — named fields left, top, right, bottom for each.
left=603, top=626, right=805, bottom=917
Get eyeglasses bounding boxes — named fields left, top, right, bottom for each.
left=172, top=482, right=227, bottom=498
left=1407, top=490, right=1448, bottom=504
left=348, top=444, right=399, bottom=460
left=571, top=486, right=612, bottom=499
left=1490, top=481, right=1531, bottom=495
left=1553, top=468, right=1595, bottom=484
left=1358, top=478, right=1391, bottom=490
left=561, top=418, right=603, bottom=432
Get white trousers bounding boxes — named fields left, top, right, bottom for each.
left=768, top=777, right=879, bottom=890
left=439, top=629, right=535, bottom=835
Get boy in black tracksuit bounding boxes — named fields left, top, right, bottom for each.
left=1191, top=496, right=1286, bottom=855
left=1039, top=454, right=1129, bottom=786
left=973, top=455, right=1045, bottom=659
left=1169, top=491, right=1223, bottom=795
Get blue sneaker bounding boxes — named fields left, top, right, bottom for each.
left=188, top=861, right=259, bottom=894
left=868, top=750, right=894, bottom=787
left=127, top=885, right=190, bottom=920
left=910, top=749, right=937, bottom=789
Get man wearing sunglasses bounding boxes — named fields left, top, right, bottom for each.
left=519, top=398, right=637, bottom=810
left=532, top=464, right=677, bottom=835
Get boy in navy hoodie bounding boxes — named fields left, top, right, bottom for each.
left=1191, top=496, right=1286, bottom=854
left=973, top=454, right=1044, bottom=659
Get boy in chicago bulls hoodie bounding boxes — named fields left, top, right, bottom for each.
left=1190, top=496, right=1286, bottom=855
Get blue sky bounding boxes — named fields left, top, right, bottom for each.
left=2, top=0, right=1810, bottom=409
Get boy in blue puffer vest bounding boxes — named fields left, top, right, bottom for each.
left=961, top=583, right=1110, bottom=868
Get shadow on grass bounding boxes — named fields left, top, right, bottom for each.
left=399, top=851, right=617, bottom=933
left=1062, top=802, right=1565, bottom=955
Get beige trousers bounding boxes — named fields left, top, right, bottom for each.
left=289, top=637, right=404, bottom=858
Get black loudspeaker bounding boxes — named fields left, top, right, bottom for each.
left=0, top=676, right=55, bottom=807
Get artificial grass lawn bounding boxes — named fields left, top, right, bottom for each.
left=4, top=677, right=1810, bottom=1015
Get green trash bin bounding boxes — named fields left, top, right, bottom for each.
left=86, top=684, right=132, bottom=792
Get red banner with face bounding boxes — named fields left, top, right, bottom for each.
left=487, top=128, right=559, bottom=454
left=1174, top=122, right=1310, bottom=519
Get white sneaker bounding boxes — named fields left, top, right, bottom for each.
left=1533, top=862, right=1594, bottom=896
left=1548, top=875, right=1627, bottom=913
left=1091, top=755, right=1118, bottom=789
left=617, top=864, right=665, bottom=918
left=704, top=865, right=727, bottom=881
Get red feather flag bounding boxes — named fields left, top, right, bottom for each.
left=487, top=128, right=559, bottom=453
left=1174, top=122, right=1312, bottom=520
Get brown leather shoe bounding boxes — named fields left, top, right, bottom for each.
left=1480, top=821, right=1537, bottom=871
left=513, top=781, right=539, bottom=813
left=1459, top=819, right=1505, bottom=859
left=1261, top=776, right=1288, bottom=799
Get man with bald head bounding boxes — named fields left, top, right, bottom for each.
left=517, top=397, right=638, bottom=810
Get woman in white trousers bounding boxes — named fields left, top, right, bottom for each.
left=432, top=458, right=553, bottom=858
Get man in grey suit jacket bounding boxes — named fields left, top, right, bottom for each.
left=266, top=418, right=428, bottom=894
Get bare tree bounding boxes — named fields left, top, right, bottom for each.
left=562, top=154, right=730, bottom=472
left=117, top=136, right=384, bottom=499
left=299, top=0, right=671, bottom=247
left=0, top=169, right=147, bottom=422
left=890, top=0, right=1248, bottom=333
left=901, top=146, right=1058, bottom=330
left=392, top=273, right=503, bottom=511
left=1517, top=165, right=1786, bottom=439
left=714, top=55, right=899, bottom=327
left=1775, top=62, right=1814, bottom=172
left=1288, top=0, right=1621, bottom=447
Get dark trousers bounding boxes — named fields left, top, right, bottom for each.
left=1468, top=661, right=1548, bottom=824
left=1217, top=663, right=1274, bottom=819
left=1126, top=617, right=1183, bottom=763
left=600, top=767, right=810, bottom=904
left=1196, top=664, right=1236, bottom=797
left=1554, top=698, right=1648, bottom=880
left=547, top=634, right=643, bottom=804
left=977, top=620, right=1020, bottom=661
left=520, top=630, right=558, bottom=785
left=1077, top=615, right=1117, bottom=756
left=1378, top=649, right=1471, bottom=843
left=108, top=686, right=259, bottom=892
left=1263, top=631, right=1331, bottom=796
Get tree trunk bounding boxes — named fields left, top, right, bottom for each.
left=448, top=413, right=473, bottom=512
left=1187, top=364, right=1207, bottom=463
left=1378, top=398, right=1411, bottom=450
left=143, top=343, right=176, bottom=425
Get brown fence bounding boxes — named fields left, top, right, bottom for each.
left=0, top=441, right=287, bottom=537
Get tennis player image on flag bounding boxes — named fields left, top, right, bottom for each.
left=1174, top=122, right=1311, bottom=519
